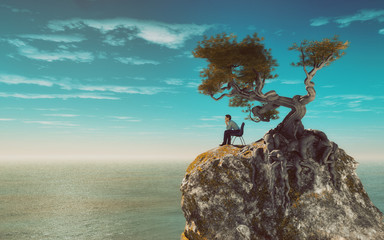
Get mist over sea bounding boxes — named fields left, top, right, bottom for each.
left=0, top=160, right=382, bottom=240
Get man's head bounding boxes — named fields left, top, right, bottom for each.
left=225, top=114, right=231, bottom=121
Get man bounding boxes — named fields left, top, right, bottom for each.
left=220, top=114, right=240, bottom=146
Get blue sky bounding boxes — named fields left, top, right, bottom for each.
left=0, top=0, right=383, bottom=162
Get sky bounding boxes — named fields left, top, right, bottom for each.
left=0, top=0, right=383, bottom=162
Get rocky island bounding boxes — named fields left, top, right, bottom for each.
left=180, top=130, right=384, bottom=239
left=182, top=33, right=384, bottom=239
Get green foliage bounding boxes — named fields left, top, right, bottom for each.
left=260, top=107, right=280, bottom=121
left=193, top=33, right=349, bottom=124
left=193, top=33, right=278, bottom=97
left=229, top=95, right=250, bottom=108
left=289, top=36, right=349, bottom=68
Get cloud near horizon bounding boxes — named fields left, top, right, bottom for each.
left=0, top=92, right=119, bottom=100
left=0, top=74, right=171, bottom=96
left=23, top=120, right=79, bottom=127
left=319, top=94, right=384, bottom=113
left=47, top=18, right=214, bottom=49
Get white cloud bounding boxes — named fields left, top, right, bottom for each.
left=274, top=29, right=284, bottom=37
left=47, top=18, right=214, bottom=49
left=96, top=51, right=108, bottom=59
left=200, top=116, right=223, bottom=121
left=102, top=34, right=127, bottom=46
left=164, top=78, right=184, bottom=86
left=348, top=100, right=363, bottom=108
left=132, top=77, right=146, bottom=81
left=137, top=131, right=163, bottom=135
left=0, top=74, right=170, bottom=95
left=4, top=39, right=93, bottom=62
left=162, top=77, right=199, bottom=88
left=0, top=118, right=15, bottom=121
left=23, top=121, right=78, bottom=127
left=20, top=45, right=94, bottom=62
left=191, top=124, right=222, bottom=128
left=379, top=28, right=384, bottom=35
left=335, top=9, right=384, bottom=27
left=115, top=57, right=160, bottom=65
left=280, top=79, right=301, bottom=85
left=194, top=66, right=204, bottom=72
left=76, top=85, right=168, bottom=95
left=1, top=38, right=27, bottom=47
left=310, top=9, right=384, bottom=29
left=324, top=95, right=376, bottom=101
left=0, top=4, right=32, bottom=13
left=0, top=92, right=118, bottom=100
left=310, top=17, right=330, bottom=27
left=5, top=39, right=94, bottom=62
left=109, top=116, right=141, bottom=122
left=186, top=82, right=200, bottom=88
left=320, top=85, right=335, bottom=88
left=109, top=126, right=128, bottom=129
left=43, top=114, right=79, bottom=117
left=35, top=108, right=73, bottom=111
left=110, top=116, right=134, bottom=120
left=319, top=95, right=384, bottom=112
left=175, top=51, right=194, bottom=59
left=345, top=108, right=373, bottom=112
left=19, top=34, right=86, bottom=43
left=0, top=74, right=53, bottom=87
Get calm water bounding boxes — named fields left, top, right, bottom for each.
left=0, top=161, right=189, bottom=240
left=356, top=161, right=384, bottom=213
left=0, top=160, right=382, bottom=240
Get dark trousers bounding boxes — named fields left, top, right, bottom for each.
left=222, top=129, right=241, bottom=145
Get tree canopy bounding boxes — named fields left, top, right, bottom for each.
left=193, top=33, right=349, bottom=131
left=193, top=33, right=278, bottom=99
left=289, top=36, right=348, bottom=69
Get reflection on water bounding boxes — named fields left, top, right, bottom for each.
left=0, top=162, right=188, bottom=240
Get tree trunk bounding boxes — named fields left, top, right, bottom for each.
left=276, top=102, right=306, bottom=140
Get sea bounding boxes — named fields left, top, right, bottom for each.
left=0, top=160, right=382, bottom=240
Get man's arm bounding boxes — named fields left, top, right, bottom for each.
left=226, top=120, right=233, bottom=130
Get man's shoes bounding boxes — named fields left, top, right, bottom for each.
left=219, top=143, right=226, bottom=146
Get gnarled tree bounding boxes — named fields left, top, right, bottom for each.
left=193, top=33, right=348, bottom=140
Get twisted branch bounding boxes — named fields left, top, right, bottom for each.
left=210, top=93, right=235, bottom=101
left=300, top=54, right=333, bottom=105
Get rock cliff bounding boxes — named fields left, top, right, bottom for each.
left=180, top=129, right=384, bottom=240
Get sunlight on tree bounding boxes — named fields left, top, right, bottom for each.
left=194, top=33, right=349, bottom=139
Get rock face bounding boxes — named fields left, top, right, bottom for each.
left=180, top=129, right=384, bottom=240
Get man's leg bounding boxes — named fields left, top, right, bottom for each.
left=221, top=130, right=228, bottom=145
left=221, top=130, right=241, bottom=146
left=225, top=130, right=237, bottom=145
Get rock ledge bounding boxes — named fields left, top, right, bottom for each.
left=180, top=130, right=384, bottom=240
